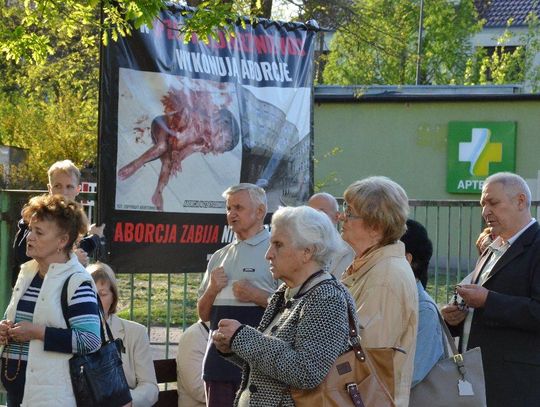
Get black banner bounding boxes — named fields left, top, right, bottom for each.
left=98, top=5, right=317, bottom=273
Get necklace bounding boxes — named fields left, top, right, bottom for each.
left=3, top=342, right=23, bottom=382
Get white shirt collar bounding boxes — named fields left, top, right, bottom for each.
left=507, top=218, right=536, bottom=245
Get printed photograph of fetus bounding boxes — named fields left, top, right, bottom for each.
left=115, top=68, right=311, bottom=213
left=116, top=68, right=242, bottom=213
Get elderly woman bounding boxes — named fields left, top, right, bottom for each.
left=88, top=262, right=159, bottom=407
left=212, top=205, right=359, bottom=406
left=0, top=194, right=101, bottom=407
left=340, top=176, right=418, bottom=407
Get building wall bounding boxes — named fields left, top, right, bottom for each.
left=313, top=99, right=540, bottom=199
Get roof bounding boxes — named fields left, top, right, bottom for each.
left=477, top=0, right=540, bottom=28
left=314, top=85, right=540, bottom=102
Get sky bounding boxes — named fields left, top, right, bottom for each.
left=272, top=0, right=301, bottom=21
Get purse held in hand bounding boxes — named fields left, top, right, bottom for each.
left=62, top=274, right=132, bottom=407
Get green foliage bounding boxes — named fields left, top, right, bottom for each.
left=323, top=0, right=482, bottom=85
left=0, top=0, right=256, bottom=63
left=464, top=13, right=540, bottom=91
left=0, top=0, right=101, bottom=188
left=0, top=91, right=97, bottom=188
left=179, top=1, right=241, bottom=43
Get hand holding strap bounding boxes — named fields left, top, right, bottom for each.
left=61, top=273, right=115, bottom=346
left=435, top=307, right=468, bottom=378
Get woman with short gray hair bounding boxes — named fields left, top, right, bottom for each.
left=212, top=205, right=359, bottom=406
left=340, top=176, right=418, bottom=407
left=270, top=205, right=340, bottom=266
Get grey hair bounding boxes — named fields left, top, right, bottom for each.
left=484, top=172, right=532, bottom=208
left=309, top=192, right=339, bottom=212
left=271, top=205, right=340, bottom=267
left=222, top=183, right=267, bottom=212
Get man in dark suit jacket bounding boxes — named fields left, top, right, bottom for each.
left=442, top=172, right=540, bottom=407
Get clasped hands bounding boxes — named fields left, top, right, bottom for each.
left=212, top=319, right=242, bottom=354
left=441, top=284, right=489, bottom=326
left=209, top=267, right=258, bottom=303
left=0, top=320, right=44, bottom=345
left=208, top=267, right=260, bottom=353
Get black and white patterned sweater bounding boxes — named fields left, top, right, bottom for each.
left=226, top=276, right=359, bottom=406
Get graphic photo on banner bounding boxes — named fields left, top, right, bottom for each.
left=115, top=72, right=310, bottom=213
left=116, top=70, right=242, bottom=212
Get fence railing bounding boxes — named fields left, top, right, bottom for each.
left=2, top=189, right=539, bottom=359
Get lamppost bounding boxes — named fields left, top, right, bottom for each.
left=415, top=0, right=425, bottom=85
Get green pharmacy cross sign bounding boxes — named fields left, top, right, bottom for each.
left=447, top=121, right=516, bottom=194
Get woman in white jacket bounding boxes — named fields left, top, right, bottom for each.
left=0, top=194, right=101, bottom=407
left=88, top=262, right=159, bottom=407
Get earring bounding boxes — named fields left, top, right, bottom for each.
left=57, top=247, right=62, bottom=253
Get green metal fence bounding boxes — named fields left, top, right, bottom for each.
left=1, top=188, right=540, bottom=361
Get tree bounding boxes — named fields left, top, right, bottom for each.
left=0, top=0, right=101, bottom=187
left=0, top=0, right=275, bottom=65
left=0, top=0, right=276, bottom=187
left=464, top=14, right=540, bottom=91
left=274, top=0, right=354, bottom=28
left=322, top=0, right=482, bottom=85
left=0, top=90, right=98, bottom=188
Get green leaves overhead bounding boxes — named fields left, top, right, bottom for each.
left=323, top=0, right=482, bottom=85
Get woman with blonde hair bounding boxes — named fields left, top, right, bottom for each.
left=340, top=176, right=418, bottom=407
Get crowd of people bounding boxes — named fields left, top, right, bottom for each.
left=1, top=160, right=539, bottom=407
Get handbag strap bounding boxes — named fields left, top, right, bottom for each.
left=347, top=306, right=366, bottom=361
left=434, top=306, right=468, bottom=378
left=347, top=383, right=366, bottom=407
left=435, top=309, right=460, bottom=356
left=61, top=273, right=115, bottom=345
left=341, top=298, right=368, bottom=407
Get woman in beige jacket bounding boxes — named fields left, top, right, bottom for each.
left=340, top=176, right=418, bottom=407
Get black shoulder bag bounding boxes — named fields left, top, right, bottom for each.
left=61, top=274, right=132, bottom=407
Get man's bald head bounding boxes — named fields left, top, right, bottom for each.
left=308, top=192, right=340, bottom=225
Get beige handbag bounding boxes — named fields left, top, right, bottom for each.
left=290, top=307, right=395, bottom=407
left=409, top=311, right=487, bottom=407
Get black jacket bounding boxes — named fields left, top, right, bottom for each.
left=459, top=222, right=540, bottom=407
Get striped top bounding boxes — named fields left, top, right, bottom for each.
left=1, top=273, right=101, bottom=396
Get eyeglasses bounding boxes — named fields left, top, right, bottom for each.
left=342, top=201, right=362, bottom=220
